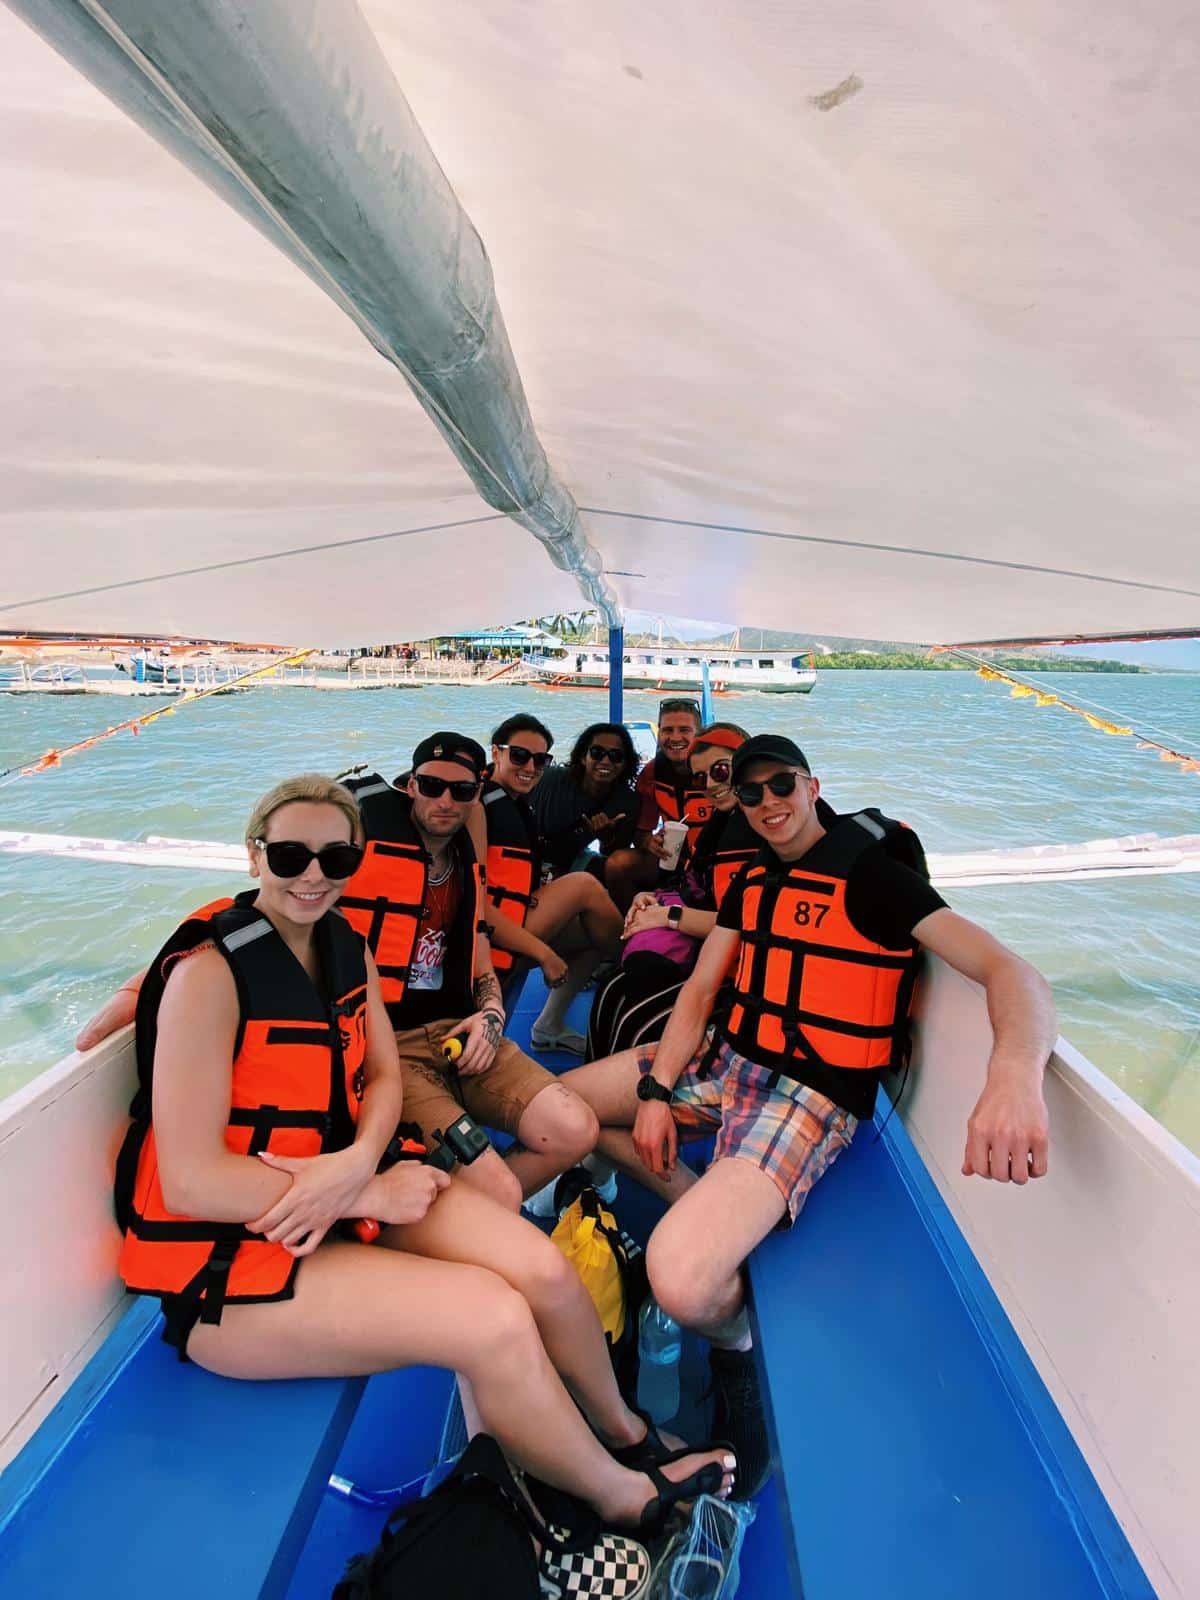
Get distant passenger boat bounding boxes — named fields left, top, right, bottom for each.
left=526, top=645, right=817, bottom=694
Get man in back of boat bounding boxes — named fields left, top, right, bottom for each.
left=563, top=733, right=1055, bottom=1496
left=603, top=697, right=705, bottom=910
left=478, top=712, right=624, bottom=1054
left=337, top=731, right=598, bottom=1210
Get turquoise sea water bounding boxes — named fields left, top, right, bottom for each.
left=1, top=671, right=1197, bottom=1152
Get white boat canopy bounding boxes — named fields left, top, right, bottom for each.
left=2, top=1, right=1198, bottom=649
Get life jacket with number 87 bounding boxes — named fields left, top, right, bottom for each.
left=723, top=810, right=927, bottom=1078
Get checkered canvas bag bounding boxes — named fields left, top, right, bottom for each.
left=333, top=1433, right=650, bottom=1600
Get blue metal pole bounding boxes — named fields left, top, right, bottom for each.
left=608, top=626, right=625, bottom=723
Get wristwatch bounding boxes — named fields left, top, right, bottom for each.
left=636, top=1075, right=674, bottom=1104
left=666, top=904, right=684, bottom=928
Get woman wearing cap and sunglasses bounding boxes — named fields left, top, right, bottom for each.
left=113, top=772, right=737, bottom=1575
left=587, top=724, right=758, bottom=1060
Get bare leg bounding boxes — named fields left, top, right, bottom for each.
left=532, top=949, right=601, bottom=1042
left=186, top=1239, right=732, bottom=1522
left=526, top=872, right=623, bottom=955
left=385, top=1180, right=639, bottom=1446
left=454, top=1145, right=524, bottom=1211
left=506, top=1079, right=599, bottom=1196
left=561, top=1050, right=702, bottom=1203
left=603, top=849, right=660, bottom=912
left=595, top=1126, right=700, bottom=1205
left=644, top=1159, right=787, bottom=1340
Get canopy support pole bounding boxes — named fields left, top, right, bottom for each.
left=608, top=626, right=624, bottom=723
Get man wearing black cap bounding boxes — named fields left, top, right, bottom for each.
left=564, top=733, right=1055, bottom=1495
left=340, top=733, right=598, bottom=1212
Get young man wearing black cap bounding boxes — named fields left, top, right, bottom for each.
left=340, top=732, right=598, bottom=1212
left=563, top=733, right=1055, bottom=1495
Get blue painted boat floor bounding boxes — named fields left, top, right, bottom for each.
left=286, top=976, right=803, bottom=1598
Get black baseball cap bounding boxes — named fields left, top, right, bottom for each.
left=411, top=731, right=487, bottom=777
left=730, top=734, right=812, bottom=783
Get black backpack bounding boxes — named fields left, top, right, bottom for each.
left=332, top=1433, right=592, bottom=1600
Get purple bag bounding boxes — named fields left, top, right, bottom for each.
left=621, top=892, right=700, bottom=971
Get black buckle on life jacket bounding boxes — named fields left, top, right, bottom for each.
left=198, top=1239, right=238, bottom=1325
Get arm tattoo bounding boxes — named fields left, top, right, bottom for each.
left=473, top=974, right=503, bottom=1014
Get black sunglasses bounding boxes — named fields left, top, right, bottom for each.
left=414, top=773, right=482, bottom=802
left=735, top=770, right=810, bottom=808
left=659, top=698, right=701, bottom=717
left=691, top=759, right=732, bottom=788
left=496, top=743, right=553, bottom=770
left=586, top=743, right=626, bottom=764
left=254, top=838, right=363, bottom=879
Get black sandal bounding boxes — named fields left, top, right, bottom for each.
left=635, top=1445, right=736, bottom=1536
left=607, top=1406, right=677, bottom=1469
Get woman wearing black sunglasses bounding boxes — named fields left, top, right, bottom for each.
left=530, top=721, right=639, bottom=880
left=113, top=772, right=735, bottom=1558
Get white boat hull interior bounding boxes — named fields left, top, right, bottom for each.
left=897, top=959, right=1200, bottom=1600
left=0, top=1028, right=136, bottom=1470
left=2, top=960, right=1196, bottom=1595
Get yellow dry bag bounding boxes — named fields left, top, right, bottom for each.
left=551, top=1188, right=631, bottom=1348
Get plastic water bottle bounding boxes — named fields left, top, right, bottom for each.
left=636, top=1299, right=682, bottom=1424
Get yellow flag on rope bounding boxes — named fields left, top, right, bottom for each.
left=1081, top=713, right=1132, bottom=736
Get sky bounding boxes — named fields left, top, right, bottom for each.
left=624, top=612, right=1200, bottom=669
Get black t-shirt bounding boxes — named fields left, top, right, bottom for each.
left=531, top=766, right=638, bottom=874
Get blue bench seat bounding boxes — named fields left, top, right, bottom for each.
left=748, top=1111, right=1155, bottom=1600
left=0, top=1299, right=366, bottom=1599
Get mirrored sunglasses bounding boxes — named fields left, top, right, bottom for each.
left=691, top=759, right=732, bottom=788
left=496, top=743, right=553, bottom=770
left=414, top=773, right=482, bottom=802
left=734, top=770, right=808, bottom=808
left=254, top=838, right=363, bottom=879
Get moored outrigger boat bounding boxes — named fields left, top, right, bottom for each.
left=2, top=2, right=1199, bottom=1596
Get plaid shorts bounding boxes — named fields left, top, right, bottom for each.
left=635, top=1035, right=857, bottom=1224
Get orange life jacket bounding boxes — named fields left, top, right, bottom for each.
left=114, top=893, right=367, bottom=1353
left=723, top=811, right=925, bottom=1086
left=649, top=753, right=706, bottom=835
left=339, top=773, right=483, bottom=1022
left=699, top=809, right=761, bottom=909
left=680, top=791, right=714, bottom=853
left=481, top=777, right=540, bottom=973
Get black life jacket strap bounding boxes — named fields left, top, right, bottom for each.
left=160, top=1237, right=240, bottom=1361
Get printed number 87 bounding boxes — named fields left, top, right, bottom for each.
left=793, top=901, right=829, bottom=928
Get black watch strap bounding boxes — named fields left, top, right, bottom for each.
left=638, top=1074, right=674, bottom=1104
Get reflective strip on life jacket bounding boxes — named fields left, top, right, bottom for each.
left=116, top=896, right=368, bottom=1340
